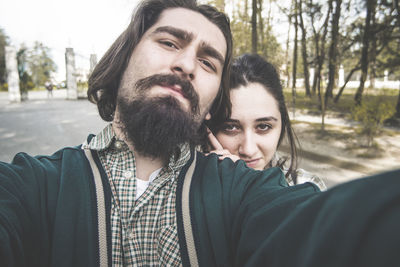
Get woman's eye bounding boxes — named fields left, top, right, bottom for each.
left=222, top=124, right=239, bottom=133
left=257, top=123, right=271, bottom=131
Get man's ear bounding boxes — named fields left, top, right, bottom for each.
left=205, top=112, right=211, bottom=120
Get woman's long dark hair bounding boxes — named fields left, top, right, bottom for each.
left=87, top=0, right=232, bottom=123
left=208, top=54, right=299, bottom=182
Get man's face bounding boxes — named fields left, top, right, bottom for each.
left=116, top=7, right=227, bottom=121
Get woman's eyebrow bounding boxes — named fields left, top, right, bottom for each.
left=225, top=118, right=240, bottom=123
left=256, top=116, right=278, bottom=122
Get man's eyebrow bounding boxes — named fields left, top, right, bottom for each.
left=151, top=26, right=225, bottom=67
left=256, top=117, right=278, bottom=122
left=151, top=26, right=193, bottom=43
left=200, top=42, right=225, bottom=67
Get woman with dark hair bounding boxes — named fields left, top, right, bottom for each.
left=207, top=54, right=326, bottom=190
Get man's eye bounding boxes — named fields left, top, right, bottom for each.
left=199, top=59, right=216, bottom=71
left=160, top=40, right=178, bottom=49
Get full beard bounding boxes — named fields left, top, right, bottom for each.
left=117, top=95, right=202, bottom=162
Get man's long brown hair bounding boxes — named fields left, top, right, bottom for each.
left=87, top=0, right=232, bottom=123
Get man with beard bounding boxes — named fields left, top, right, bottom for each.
left=1, top=0, right=400, bottom=266
left=0, top=1, right=231, bottom=266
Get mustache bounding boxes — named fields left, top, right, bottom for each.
left=135, top=74, right=200, bottom=114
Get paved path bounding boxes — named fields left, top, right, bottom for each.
left=287, top=110, right=400, bottom=188
left=0, top=90, right=107, bottom=162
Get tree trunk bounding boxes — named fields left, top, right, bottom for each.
left=395, top=0, right=400, bottom=117
left=298, top=0, right=311, bottom=97
left=311, top=15, right=319, bottom=96
left=395, top=86, right=400, bottom=117
left=312, top=33, right=319, bottom=95
left=319, top=0, right=333, bottom=130
left=292, top=0, right=299, bottom=117
left=257, top=0, right=265, bottom=54
left=369, top=2, right=377, bottom=89
left=292, top=0, right=298, bottom=90
left=285, top=15, right=292, bottom=88
left=320, top=81, right=326, bottom=131
left=325, top=0, right=342, bottom=103
left=314, top=1, right=332, bottom=98
left=369, top=44, right=377, bottom=89
left=355, top=0, right=376, bottom=105
left=334, top=64, right=361, bottom=103
left=251, top=0, right=258, bottom=53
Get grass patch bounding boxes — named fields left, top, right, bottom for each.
left=314, top=128, right=354, bottom=142
left=383, top=128, right=400, bottom=137
left=283, top=87, right=398, bottom=118
left=293, top=121, right=354, bottom=141
left=30, top=86, right=46, bottom=91
left=292, top=120, right=393, bottom=157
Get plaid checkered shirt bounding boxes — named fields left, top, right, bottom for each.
left=270, top=153, right=327, bottom=190
left=87, top=124, right=190, bottom=266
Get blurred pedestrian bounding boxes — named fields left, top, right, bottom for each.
left=45, top=81, right=53, bottom=98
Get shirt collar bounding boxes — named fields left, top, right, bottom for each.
left=84, top=123, right=115, bottom=151
left=83, top=123, right=191, bottom=170
left=167, top=143, right=191, bottom=172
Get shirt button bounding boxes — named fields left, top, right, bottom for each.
left=114, top=141, right=123, bottom=149
left=124, top=170, right=133, bottom=178
left=130, top=231, right=135, bottom=239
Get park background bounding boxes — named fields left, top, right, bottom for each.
left=1, top=0, right=400, bottom=188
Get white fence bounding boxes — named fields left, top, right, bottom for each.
left=289, top=67, right=400, bottom=90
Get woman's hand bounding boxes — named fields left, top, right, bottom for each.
left=205, top=128, right=240, bottom=162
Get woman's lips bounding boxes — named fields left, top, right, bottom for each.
left=244, top=158, right=261, bottom=168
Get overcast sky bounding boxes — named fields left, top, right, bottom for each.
left=0, top=0, right=291, bottom=82
left=0, top=0, right=140, bottom=81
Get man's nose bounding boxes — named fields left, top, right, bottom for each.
left=171, top=49, right=196, bottom=80
left=238, top=132, right=258, bottom=158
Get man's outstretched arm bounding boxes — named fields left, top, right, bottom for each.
left=0, top=153, right=56, bottom=267
left=234, top=169, right=400, bottom=267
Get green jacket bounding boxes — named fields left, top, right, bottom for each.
left=1, top=142, right=400, bottom=267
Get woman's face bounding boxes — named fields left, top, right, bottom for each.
left=215, top=82, right=282, bottom=170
